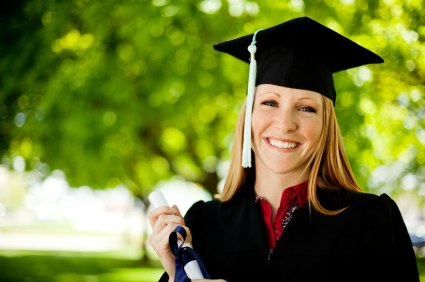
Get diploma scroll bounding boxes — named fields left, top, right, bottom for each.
left=148, top=191, right=206, bottom=280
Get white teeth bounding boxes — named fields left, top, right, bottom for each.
left=269, top=139, right=297, bottom=149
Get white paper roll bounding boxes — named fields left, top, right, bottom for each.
left=184, top=260, right=205, bottom=279
left=148, top=191, right=169, bottom=208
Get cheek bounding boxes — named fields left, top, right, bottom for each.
left=251, top=112, right=263, bottom=133
left=251, top=111, right=271, bottom=137
left=304, top=121, right=323, bottom=143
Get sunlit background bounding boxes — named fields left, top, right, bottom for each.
left=0, top=161, right=215, bottom=281
left=1, top=0, right=424, bottom=281
left=0, top=162, right=213, bottom=251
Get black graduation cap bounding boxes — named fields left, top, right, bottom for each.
left=213, top=16, right=384, bottom=103
left=212, top=17, right=384, bottom=168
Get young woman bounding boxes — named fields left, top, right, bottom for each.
left=148, top=17, right=420, bottom=282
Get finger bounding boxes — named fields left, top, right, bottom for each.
left=149, top=220, right=179, bottom=249
left=148, top=206, right=179, bottom=227
left=152, top=221, right=179, bottom=245
left=150, top=218, right=191, bottom=248
left=171, top=204, right=184, bottom=218
left=152, top=214, right=185, bottom=234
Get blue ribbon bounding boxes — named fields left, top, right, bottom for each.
left=169, top=225, right=211, bottom=282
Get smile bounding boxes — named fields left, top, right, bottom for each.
left=268, top=138, right=298, bottom=149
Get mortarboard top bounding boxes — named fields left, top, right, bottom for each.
left=212, top=17, right=384, bottom=168
left=213, top=16, right=384, bottom=103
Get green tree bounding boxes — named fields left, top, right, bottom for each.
left=1, top=0, right=424, bottom=257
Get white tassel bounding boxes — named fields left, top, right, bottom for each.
left=242, top=30, right=262, bottom=168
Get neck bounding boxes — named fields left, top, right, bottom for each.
left=254, top=166, right=308, bottom=211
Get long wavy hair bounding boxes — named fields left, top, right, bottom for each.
left=219, top=95, right=361, bottom=215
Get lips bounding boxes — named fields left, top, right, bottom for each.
left=267, top=138, right=298, bottom=149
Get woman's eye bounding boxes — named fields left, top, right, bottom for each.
left=299, top=106, right=316, bottom=113
left=262, top=101, right=277, bottom=107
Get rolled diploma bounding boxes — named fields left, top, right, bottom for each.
left=184, top=260, right=204, bottom=279
left=148, top=190, right=169, bottom=208
left=148, top=191, right=204, bottom=279
left=148, top=191, right=192, bottom=247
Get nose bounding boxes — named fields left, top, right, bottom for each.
left=276, top=108, right=298, bottom=132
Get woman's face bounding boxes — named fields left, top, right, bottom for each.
left=251, top=84, right=323, bottom=179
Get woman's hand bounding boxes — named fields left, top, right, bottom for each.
left=148, top=204, right=192, bottom=280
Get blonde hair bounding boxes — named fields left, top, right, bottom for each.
left=219, top=96, right=361, bottom=215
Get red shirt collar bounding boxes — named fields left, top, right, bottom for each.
left=290, top=180, right=309, bottom=207
left=256, top=180, right=309, bottom=249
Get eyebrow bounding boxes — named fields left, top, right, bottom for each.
left=297, top=96, right=319, bottom=102
left=256, top=91, right=280, bottom=97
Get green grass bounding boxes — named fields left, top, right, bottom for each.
left=419, top=257, right=425, bottom=282
left=0, top=250, right=423, bottom=281
left=0, top=250, right=164, bottom=282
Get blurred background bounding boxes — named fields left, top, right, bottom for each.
left=0, top=0, right=424, bottom=281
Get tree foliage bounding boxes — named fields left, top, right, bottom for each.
left=1, top=0, right=424, bottom=206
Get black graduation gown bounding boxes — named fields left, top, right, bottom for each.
left=159, top=186, right=419, bottom=282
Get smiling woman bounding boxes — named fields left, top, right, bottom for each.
left=251, top=85, right=323, bottom=189
left=147, top=17, right=420, bottom=282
